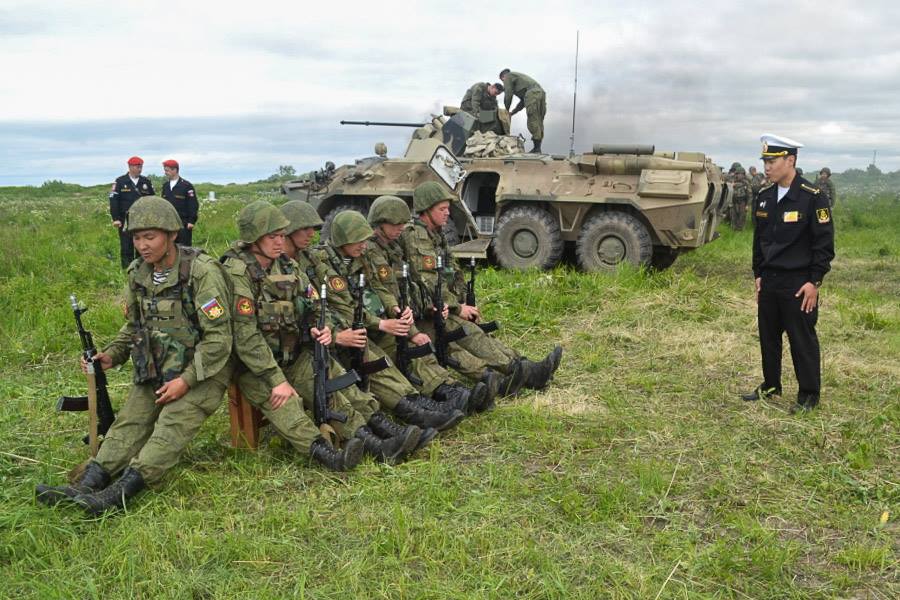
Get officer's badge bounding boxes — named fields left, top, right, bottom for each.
left=377, top=265, right=391, bottom=280
left=329, top=276, right=347, bottom=292
left=201, top=297, right=225, bottom=320
left=783, top=211, right=799, bottom=223
left=816, top=208, right=831, bottom=223
left=756, top=211, right=768, bottom=218
left=422, top=255, right=436, bottom=270
left=236, top=296, right=254, bottom=316
left=187, top=189, right=195, bottom=197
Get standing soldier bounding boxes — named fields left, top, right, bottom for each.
left=36, top=196, right=234, bottom=514
left=730, top=165, right=753, bottom=230
left=109, top=156, right=155, bottom=269
left=749, top=165, right=766, bottom=202
left=499, top=69, right=546, bottom=153
left=460, top=81, right=506, bottom=135
left=161, top=159, right=198, bottom=246
left=741, top=134, right=835, bottom=413
left=817, top=168, right=837, bottom=207
left=401, top=182, right=563, bottom=391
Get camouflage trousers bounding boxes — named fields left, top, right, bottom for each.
left=336, top=342, right=418, bottom=409
left=525, top=88, right=546, bottom=141
left=95, top=377, right=226, bottom=485
left=237, top=351, right=373, bottom=453
left=416, top=314, right=520, bottom=380
left=372, top=330, right=455, bottom=395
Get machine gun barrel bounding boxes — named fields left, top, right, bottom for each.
left=340, top=120, right=427, bottom=128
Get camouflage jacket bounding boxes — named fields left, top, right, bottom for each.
left=750, top=173, right=766, bottom=196
left=104, top=246, right=233, bottom=388
left=818, top=178, right=836, bottom=206
left=503, top=71, right=543, bottom=111
left=365, top=233, right=422, bottom=337
left=398, top=219, right=466, bottom=314
left=731, top=173, right=753, bottom=201
left=461, top=82, right=497, bottom=114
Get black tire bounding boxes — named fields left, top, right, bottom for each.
left=650, top=247, right=679, bottom=271
left=322, top=202, right=368, bottom=242
left=576, top=211, right=653, bottom=272
left=492, top=205, right=563, bottom=270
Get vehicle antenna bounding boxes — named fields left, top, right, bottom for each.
left=569, top=30, right=580, bottom=158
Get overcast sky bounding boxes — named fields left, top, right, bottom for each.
left=2, top=0, right=898, bottom=185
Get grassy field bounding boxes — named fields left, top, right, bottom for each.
left=0, top=184, right=897, bottom=599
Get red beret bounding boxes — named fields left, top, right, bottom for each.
left=162, top=159, right=179, bottom=169
left=127, top=156, right=144, bottom=166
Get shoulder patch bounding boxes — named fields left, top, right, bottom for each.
left=422, top=255, right=436, bottom=270
left=800, top=183, right=821, bottom=195
left=816, top=208, right=831, bottom=224
left=200, top=297, right=225, bottom=320
left=235, top=296, right=254, bottom=316
left=377, top=264, right=391, bottom=280
left=329, top=276, right=347, bottom=292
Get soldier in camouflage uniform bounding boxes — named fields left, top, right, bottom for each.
left=401, top=182, right=563, bottom=391
left=729, top=164, right=753, bottom=230
left=279, top=201, right=463, bottom=435
left=817, top=168, right=837, bottom=207
left=499, top=68, right=546, bottom=153
left=748, top=166, right=766, bottom=202
left=460, top=81, right=505, bottom=135
left=221, top=201, right=421, bottom=466
left=36, top=197, right=234, bottom=515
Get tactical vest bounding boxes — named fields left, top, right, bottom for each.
left=226, top=248, right=311, bottom=366
left=128, top=246, right=203, bottom=383
left=323, top=245, right=386, bottom=318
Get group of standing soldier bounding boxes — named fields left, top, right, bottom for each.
left=460, top=68, right=546, bottom=153
left=36, top=182, right=563, bottom=515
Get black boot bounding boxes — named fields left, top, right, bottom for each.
left=409, top=392, right=463, bottom=415
left=790, top=392, right=820, bottom=414
left=36, top=460, right=110, bottom=507
left=520, top=345, right=563, bottom=390
left=740, top=384, right=781, bottom=402
left=368, top=412, right=432, bottom=455
left=72, top=467, right=146, bottom=516
left=433, top=382, right=486, bottom=414
left=483, top=360, right=525, bottom=398
left=395, top=396, right=464, bottom=431
left=309, top=436, right=364, bottom=471
left=355, top=423, right=419, bottom=465
left=530, top=139, right=542, bottom=154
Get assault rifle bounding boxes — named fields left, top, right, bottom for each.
left=56, top=294, right=116, bottom=451
left=349, top=273, right=389, bottom=389
left=464, top=257, right=499, bottom=334
left=313, top=284, right=360, bottom=441
left=395, top=263, right=434, bottom=386
left=432, top=256, right=467, bottom=368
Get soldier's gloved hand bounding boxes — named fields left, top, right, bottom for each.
left=112, top=220, right=123, bottom=229
left=81, top=352, right=113, bottom=373
left=336, top=328, right=367, bottom=349
left=155, top=377, right=189, bottom=405
left=458, top=304, right=480, bottom=322
left=379, top=318, right=410, bottom=337
left=269, top=381, right=297, bottom=410
left=311, top=326, right=332, bottom=346
left=411, top=332, right=432, bottom=346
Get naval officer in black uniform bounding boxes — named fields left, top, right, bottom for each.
left=109, top=156, right=155, bottom=268
left=742, top=134, right=835, bottom=413
left=161, top=159, right=198, bottom=246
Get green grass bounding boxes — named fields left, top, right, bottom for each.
left=0, top=187, right=897, bottom=598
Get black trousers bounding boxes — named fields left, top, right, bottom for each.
left=757, top=271, right=820, bottom=397
left=176, top=227, right=193, bottom=247
left=118, top=228, right=135, bottom=269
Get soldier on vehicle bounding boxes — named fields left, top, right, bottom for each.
left=109, top=156, right=155, bottom=269
left=742, top=134, right=835, bottom=414
left=817, top=167, right=837, bottom=207
left=460, top=82, right=505, bottom=135
left=36, top=197, right=234, bottom=515
left=220, top=201, right=421, bottom=467
left=400, top=182, right=563, bottom=391
left=161, top=159, right=199, bottom=246
left=499, top=69, right=546, bottom=153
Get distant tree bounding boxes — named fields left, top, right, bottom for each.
left=866, top=163, right=882, bottom=176
left=278, top=165, right=296, bottom=178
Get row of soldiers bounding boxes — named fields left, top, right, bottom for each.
left=36, top=182, right=563, bottom=515
left=726, top=162, right=837, bottom=231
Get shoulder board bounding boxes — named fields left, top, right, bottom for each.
left=800, top=183, right=820, bottom=195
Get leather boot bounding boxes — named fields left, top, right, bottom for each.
left=395, top=396, right=464, bottom=431
left=368, top=412, right=431, bottom=455
left=530, top=139, right=542, bottom=153
left=432, top=383, right=478, bottom=413
left=482, top=360, right=525, bottom=398
left=309, top=436, right=364, bottom=471
left=520, top=345, right=563, bottom=389
left=409, top=393, right=462, bottom=414
left=740, top=384, right=781, bottom=402
left=36, top=460, right=110, bottom=507
left=72, top=467, right=146, bottom=516
left=355, top=424, right=419, bottom=465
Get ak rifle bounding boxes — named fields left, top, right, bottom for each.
left=464, top=257, right=499, bottom=334
left=395, top=263, right=434, bottom=386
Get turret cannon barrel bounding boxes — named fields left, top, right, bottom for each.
left=340, top=120, right=428, bottom=128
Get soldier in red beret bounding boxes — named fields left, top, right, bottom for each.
left=161, top=159, right=199, bottom=246
left=109, top=156, right=155, bottom=268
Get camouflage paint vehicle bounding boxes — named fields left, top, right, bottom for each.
left=282, top=112, right=731, bottom=272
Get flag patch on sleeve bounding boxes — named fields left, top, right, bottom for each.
left=201, top=297, right=225, bottom=320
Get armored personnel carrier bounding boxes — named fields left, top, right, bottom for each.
left=282, top=112, right=731, bottom=271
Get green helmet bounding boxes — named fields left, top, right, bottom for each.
left=127, top=196, right=183, bottom=232
left=730, top=161, right=742, bottom=171
left=820, top=167, right=831, bottom=176
left=281, top=200, right=323, bottom=234
left=412, top=181, right=453, bottom=213
left=330, top=210, right=373, bottom=246
left=734, top=165, right=746, bottom=175
left=237, top=200, right=290, bottom=244
left=368, top=195, right=411, bottom=226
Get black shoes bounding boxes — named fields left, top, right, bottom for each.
left=740, top=385, right=781, bottom=402
left=519, top=346, right=563, bottom=390
left=309, top=436, right=364, bottom=471
left=72, top=467, right=146, bottom=516
left=36, top=460, right=110, bottom=507
left=395, top=396, right=464, bottom=431
left=355, top=422, right=420, bottom=465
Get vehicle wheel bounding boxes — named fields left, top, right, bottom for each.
left=576, top=211, right=653, bottom=272
left=492, top=205, right=563, bottom=270
left=322, top=202, right=368, bottom=241
left=650, top=247, right=678, bottom=271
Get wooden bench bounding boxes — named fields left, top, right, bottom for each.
left=227, top=383, right=267, bottom=449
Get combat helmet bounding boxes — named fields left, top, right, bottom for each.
left=368, top=195, right=411, bottom=226
left=730, top=161, right=742, bottom=172
left=412, top=181, right=453, bottom=213
left=237, top=200, right=290, bottom=244
left=330, top=210, right=373, bottom=246
left=280, top=200, right=323, bottom=234
left=820, top=167, right=831, bottom=176
left=734, top=165, right=746, bottom=175
left=127, top=196, right=183, bottom=232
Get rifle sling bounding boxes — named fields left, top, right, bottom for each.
left=357, top=356, right=390, bottom=375
left=444, top=327, right=468, bottom=344
left=479, top=320, right=500, bottom=334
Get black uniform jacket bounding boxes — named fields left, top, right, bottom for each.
left=109, top=174, right=155, bottom=222
left=161, top=178, right=199, bottom=225
left=752, top=175, right=835, bottom=284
